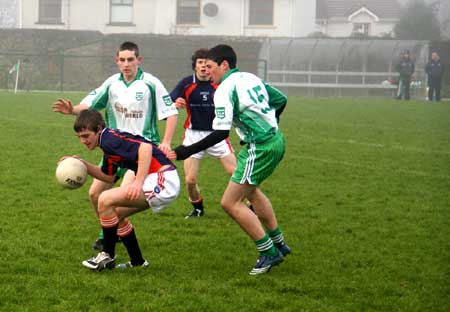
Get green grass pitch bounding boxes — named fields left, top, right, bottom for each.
left=0, top=91, right=449, bottom=311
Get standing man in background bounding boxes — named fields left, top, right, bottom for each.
left=52, top=41, right=178, bottom=250
left=170, top=48, right=236, bottom=219
left=425, top=52, right=445, bottom=102
left=396, top=50, right=415, bottom=101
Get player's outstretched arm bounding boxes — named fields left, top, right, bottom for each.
left=52, top=99, right=88, bottom=115
left=173, top=130, right=229, bottom=160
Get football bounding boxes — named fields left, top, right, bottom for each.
left=55, top=157, right=87, bottom=189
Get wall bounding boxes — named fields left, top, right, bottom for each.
left=18, top=0, right=316, bottom=37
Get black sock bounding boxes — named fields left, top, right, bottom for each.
left=102, top=225, right=119, bottom=259
left=192, top=198, right=204, bottom=211
left=120, top=229, right=145, bottom=266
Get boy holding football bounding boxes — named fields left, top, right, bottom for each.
left=168, top=44, right=290, bottom=275
left=53, top=41, right=178, bottom=250
left=68, top=109, right=180, bottom=270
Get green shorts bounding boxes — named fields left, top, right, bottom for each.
left=98, top=158, right=127, bottom=181
left=231, top=131, right=285, bottom=186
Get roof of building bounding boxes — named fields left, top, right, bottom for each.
left=316, top=0, right=402, bottom=19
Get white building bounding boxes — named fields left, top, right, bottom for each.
left=316, top=0, right=402, bottom=37
left=4, top=0, right=316, bottom=37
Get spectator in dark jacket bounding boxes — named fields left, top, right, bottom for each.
left=425, top=52, right=445, bottom=102
left=396, top=50, right=415, bottom=101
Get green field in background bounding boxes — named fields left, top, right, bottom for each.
left=0, top=91, right=449, bottom=311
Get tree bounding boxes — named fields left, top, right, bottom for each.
left=394, top=0, right=441, bottom=41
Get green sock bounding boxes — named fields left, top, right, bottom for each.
left=255, top=234, right=277, bottom=256
left=99, top=230, right=104, bottom=240
left=267, top=227, right=284, bottom=245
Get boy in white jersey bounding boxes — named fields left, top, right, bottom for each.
left=168, top=44, right=290, bottom=275
left=53, top=41, right=178, bottom=250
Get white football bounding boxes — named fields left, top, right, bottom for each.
left=56, top=157, right=87, bottom=189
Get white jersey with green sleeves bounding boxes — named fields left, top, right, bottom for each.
left=81, top=68, right=177, bottom=144
left=212, top=68, right=287, bottom=143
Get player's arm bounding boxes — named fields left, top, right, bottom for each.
left=170, top=86, right=233, bottom=160
left=171, top=130, right=230, bottom=160
left=265, top=83, right=287, bottom=122
left=54, top=77, right=112, bottom=115
left=156, top=81, right=179, bottom=153
left=159, top=114, right=178, bottom=154
left=80, top=160, right=116, bottom=184
left=52, top=99, right=89, bottom=115
left=170, top=80, right=187, bottom=109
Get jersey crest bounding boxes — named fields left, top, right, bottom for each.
left=215, top=107, right=225, bottom=119
left=135, top=92, right=144, bottom=101
left=163, top=95, right=172, bottom=106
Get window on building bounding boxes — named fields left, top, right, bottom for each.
left=353, top=23, right=371, bottom=36
left=249, top=0, right=274, bottom=25
left=38, top=0, right=62, bottom=24
left=176, top=0, right=200, bottom=25
left=110, top=0, right=134, bottom=24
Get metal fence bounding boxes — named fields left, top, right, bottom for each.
left=1, top=38, right=432, bottom=99
left=0, top=51, right=266, bottom=94
left=260, top=38, right=430, bottom=98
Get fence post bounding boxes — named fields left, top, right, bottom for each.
left=59, top=50, right=64, bottom=92
left=260, top=59, right=267, bottom=81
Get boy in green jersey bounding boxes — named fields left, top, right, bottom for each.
left=169, top=44, right=290, bottom=275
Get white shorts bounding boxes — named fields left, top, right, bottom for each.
left=143, top=169, right=180, bottom=213
left=183, top=128, right=234, bottom=159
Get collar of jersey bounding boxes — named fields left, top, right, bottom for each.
left=120, top=67, right=144, bottom=87
left=220, top=68, right=239, bottom=84
left=98, top=128, right=109, bottom=146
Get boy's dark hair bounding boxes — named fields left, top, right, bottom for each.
left=191, top=48, right=209, bottom=70
left=117, top=41, right=140, bottom=57
left=206, top=44, right=237, bottom=69
left=74, top=110, right=105, bottom=133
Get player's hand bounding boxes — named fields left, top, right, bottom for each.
left=158, top=142, right=171, bottom=155
left=126, top=181, right=142, bottom=201
left=57, top=156, right=68, bottom=165
left=52, top=98, right=74, bottom=115
left=166, top=150, right=177, bottom=160
left=174, top=97, right=186, bottom=109
left=57, top=155, right=80, bottom=164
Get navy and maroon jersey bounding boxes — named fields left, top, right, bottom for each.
left=99, top=128, right=175, bottom=177
left=170, top=74, right=217, bottom=131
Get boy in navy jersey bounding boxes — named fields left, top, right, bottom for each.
left=170, top=49, right=236, bottom=218
left=66, top=110, right=180, bottom=271
left=53, top=41, right=178, bottom=250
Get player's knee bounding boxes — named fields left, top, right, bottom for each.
left=185, top=175, right=197, bottom=187
left=220, top=199, right=234, bottom=214
left=97, top=192, right=113, bottom=215
left=88, top=186, right=101, bottom=205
